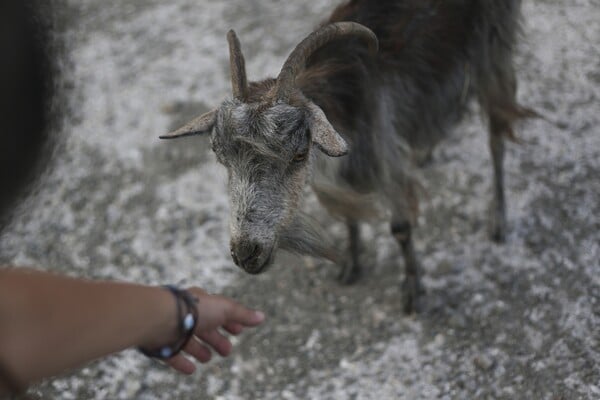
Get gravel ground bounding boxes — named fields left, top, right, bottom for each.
left=1, top=0, right=598, bottom=399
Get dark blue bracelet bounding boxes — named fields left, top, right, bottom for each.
left=138, top=285, right=198, bottom=360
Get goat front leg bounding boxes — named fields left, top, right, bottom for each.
left=489, top=117, right=507, bottom=242
left=338, top=220, right=361, bottom=284
left=391, top=221, right=424, bottom=314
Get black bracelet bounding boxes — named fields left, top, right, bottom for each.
left=138, top=285, right=199, bottom=360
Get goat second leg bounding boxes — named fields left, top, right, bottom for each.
left=489, top=114, right=513, bottom=243
left=478, top=46, right=523, bottom=242
left=338, top=220, right=362, bottom=284
left=391, top=221, right=424, bottom=314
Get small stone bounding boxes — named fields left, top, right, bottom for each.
left=449, top=313, right=466, bottom=328
left=473, top=354, right=495, bottom=371
left=434, top=333, right=445, bottom=346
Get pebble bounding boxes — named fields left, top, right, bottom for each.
left=473, top=354, right=495, bottom=371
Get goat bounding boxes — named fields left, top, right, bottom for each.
left=160, top=0, right=535, bottom=313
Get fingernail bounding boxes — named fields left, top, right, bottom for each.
left=255, top=311, right=265, bottom=321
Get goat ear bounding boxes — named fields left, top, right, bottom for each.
left=307, top=103, right=348, bottom=157
left=159, top=109, right=217, bottom=139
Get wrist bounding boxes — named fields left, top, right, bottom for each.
left=138, top=286, right=179, bottom=350
left=138, top=286, right=199, bottom=359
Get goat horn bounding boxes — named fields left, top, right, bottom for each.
left=227, top=29, right=248, bottom=101
left=274, top=22, right=378, bottom=101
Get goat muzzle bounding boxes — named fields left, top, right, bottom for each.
left=230, top=240, right=273, bottom=274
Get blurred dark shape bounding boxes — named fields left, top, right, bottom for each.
left=0, top=0, right=56, bottom=230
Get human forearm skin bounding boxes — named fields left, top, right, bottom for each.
left=0, top=268, right=177, bottom=388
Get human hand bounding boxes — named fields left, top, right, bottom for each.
left=163, top=287, right=265, bottom=374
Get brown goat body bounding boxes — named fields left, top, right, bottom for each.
left=162, top=0, right=535, bottom=313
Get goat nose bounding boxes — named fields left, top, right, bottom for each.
left=230, top=241, right=262, bottom=269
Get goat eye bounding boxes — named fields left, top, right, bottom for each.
left=293, top=151, right=308, bottom=162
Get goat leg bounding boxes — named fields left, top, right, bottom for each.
left=338, top=220, right=362, bottom=284
left=489, top=117, right=508, bottom=243
left=391, top=221, right=424, bottom=314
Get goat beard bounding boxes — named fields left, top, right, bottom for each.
left=278, top=212, right=341, bottom=264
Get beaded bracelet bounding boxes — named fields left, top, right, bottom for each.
left=138, top=285, right=198, bottom=360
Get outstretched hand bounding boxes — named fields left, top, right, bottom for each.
left=163, top=288, right=265, bottom=374
left=0, top=271, right=266, bottom=391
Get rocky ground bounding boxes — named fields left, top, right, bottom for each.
left=0, top=0, right=598, bottom=399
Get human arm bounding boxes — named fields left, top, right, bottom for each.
left=0, top=267, right=264, bottom=392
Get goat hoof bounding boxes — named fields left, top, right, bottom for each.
left=402, top=275, right=424, bottom=314
left=489, top=204, right=506, bottom=243
left=337, top=262, right=361, bottom=285
left=489, top=215, right=506, bottom=243
left=491, top=229, right=505, bottom=243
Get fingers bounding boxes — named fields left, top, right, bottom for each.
left=166, top=332, right=231, bottom=375
left=166, top=353, right=196, bottom=375
left=167, top=337, right=217, bottom=371
left=187, top=287, right=265, bottom=329
left=183, top=337, right=212, bottom=363
left=163, top=288, right=266, bottom=376
left=223, top=322, right=244, bottom=335
left=223, top=299, right=265, bottom=327
left=198, top=329, right=232, bottom=357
